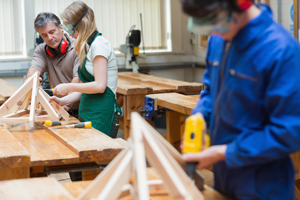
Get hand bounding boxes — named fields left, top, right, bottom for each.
left=53, top=83, right=71, bottom=96
left=24, top=76, right=43, bottom=83
left=49, top=96, right=64, bottom=106
left=63, top=104, right=71, bottom=111
left=182, top=145, right=227, bottom=169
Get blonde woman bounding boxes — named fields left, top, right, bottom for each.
left=50, top=1, right=121, bottom=138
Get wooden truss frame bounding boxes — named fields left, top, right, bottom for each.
left=77, top=112, right=204, bottom=200
left=0, top=72, right=69, bottom=127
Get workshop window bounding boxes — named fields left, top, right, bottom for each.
left=0, top=0, right=25, bottom=58
left=35, top=0, right=170, bottom=52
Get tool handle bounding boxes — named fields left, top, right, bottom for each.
left=185, top=162, right=198, bottom=177
left=74, top=121, right=92, bottom=128
left=44, top=121, right=61, bottom=126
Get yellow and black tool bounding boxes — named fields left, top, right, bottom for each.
left=44, top=121, right=75, bottom=126
left=51, top=121, right=92, bottom=129
left=182, top=114, right=210, bottom=177
left=43, top=88, right=54, bottom=91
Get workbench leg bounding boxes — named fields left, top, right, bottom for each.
left=123, top=96, right=131, bottom=140
left=166, top=111, right=185, bottom=152
left=82, top=169, right=102, bottom=181
left=0, top=167, right=30, bottom=181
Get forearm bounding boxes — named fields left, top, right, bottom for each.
left=60, top=92, right=82, bottom=105
left=26, top=67, right=41, bottom=79
left=68, top=81, right=106, bottom=94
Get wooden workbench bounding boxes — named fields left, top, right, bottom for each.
left=0, top=168, right=230, bottom=200
left=145, top=93, right=199, bottom=151
left=117, top=72, right=203, bottom=139
left=0, top=79, right=18, bottom=105
left=0, top=116, right=126, bottom=181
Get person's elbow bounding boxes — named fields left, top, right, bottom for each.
left=96, top=84, right=106, bottom=93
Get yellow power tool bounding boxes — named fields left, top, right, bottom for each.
left=182, top=114, right=210, bottom=177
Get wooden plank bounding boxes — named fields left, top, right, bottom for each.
left=38, top=89, right=60, bottom=121
left=6, top=123, right=79, bottom=166
left=40, top=89, right=69, bottom=121
left=77, top=149, right=130, bottom=200
left=29, top=74, right=39, bottom=127
left=0, top=127, right=30, bottom=168
left=45, top=119, right=126, bottom=163
left=0, top=177, right=75, bottom=200
left=0, top=117, right=29, bottom=124
left=118, top=72, right=202, bottom=92
left=62, top=168, right=227, bottom=200
left=117, top=72, right=203, bottom=95
left=147, top=93, right=199, bottom=115
left=0, top=76, right=34, bottom=117
left=3, top=110, right=30, bottom=118
left=0, top=79, right=18, bottom=102
left=0, top=167, right=30, bottom=181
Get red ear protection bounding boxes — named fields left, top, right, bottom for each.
left=45, top=37, right=70, bottom=57
left=237, top=0, right=253, bottom=11
left=58, top=39, right=69, bottom=54
left=45, top=46, right=57, bottom=57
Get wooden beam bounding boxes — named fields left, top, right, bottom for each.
left=39, top=89, right=69, bottom=121
left=37, top=89, right=59, bottom=121
left=0, top=76, right=34, bottom=117
left=29, top=73, right=39, bottom=127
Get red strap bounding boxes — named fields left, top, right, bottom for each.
left=46, top=47, right=54, bottom=57
left=237, top=0, right=253, bottom=11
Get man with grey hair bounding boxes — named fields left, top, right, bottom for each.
left=26, top=12, right=80, bottom=112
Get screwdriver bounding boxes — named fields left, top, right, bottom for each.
left=44, top=121, right=75, bottom=126
left=51, top=121, right=92, bottom=129
left=43, top=88, right=54, bottom=91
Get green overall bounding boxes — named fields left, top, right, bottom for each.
left=78, top=33, right=121, bottom=137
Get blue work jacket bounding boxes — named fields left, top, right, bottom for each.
left=192, top=4, right=300, bottom=199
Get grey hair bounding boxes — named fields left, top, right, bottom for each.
left=34, top=12, right=61, bottom=31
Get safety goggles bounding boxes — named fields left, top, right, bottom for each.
left=61, top=6, right=90, bottom=36
left=62, top=23, right=75, bottom=35
left=187, top=10, right=231, bottom=35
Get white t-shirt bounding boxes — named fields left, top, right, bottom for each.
left=85, top=35, right=118, bottom=95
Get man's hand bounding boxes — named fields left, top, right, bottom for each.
left=182, top=145, right=227, bottom=169
left=53, top=83, right=71, bottom=96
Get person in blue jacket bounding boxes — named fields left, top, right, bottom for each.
left=180, top=0, right=300, bottom=199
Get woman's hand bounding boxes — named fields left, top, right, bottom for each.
left=49, top=96, right=65, bottom=106
left=182, top=145, right=227, bottom=169
left=53, top=83, right=72, bottom=96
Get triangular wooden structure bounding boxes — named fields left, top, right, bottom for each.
left=0, top=72, right=69, bottom=127
left=77, top=112, right=204, bottom=200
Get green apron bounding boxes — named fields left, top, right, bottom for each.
left=78, top=33, right=122, bottom=137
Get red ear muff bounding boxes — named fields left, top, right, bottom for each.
left=45, top=46, right=57, bottom=57
left=58, top=39, right=69, bottom=54
left=237, top=0, right=253, bottom=11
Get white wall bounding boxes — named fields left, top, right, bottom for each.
left=0, top=0, right=206, bottom=87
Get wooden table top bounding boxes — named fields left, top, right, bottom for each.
left=146, top=93, right=200, bottom=115
left=0, top=168, right=230, bottom=200
left=117, top=72, right=203, bottom=95
left=0, top=116, right=126, bottom=169
left=0, top=79, right=18, bottom=105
